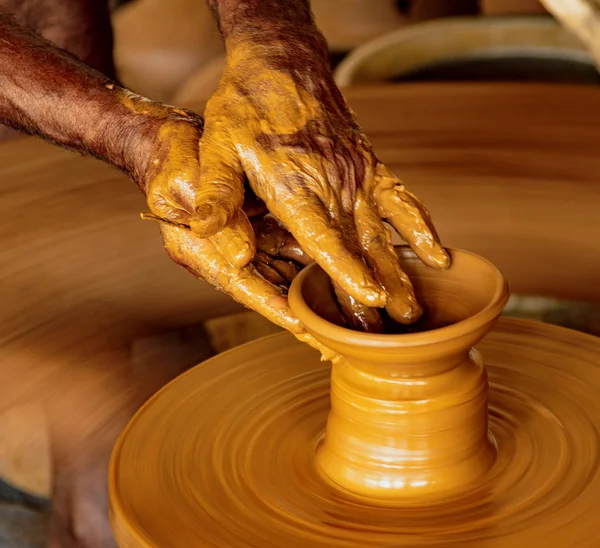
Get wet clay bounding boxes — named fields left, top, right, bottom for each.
left=292, top=248, right=507, bottom=501
left=195, top=35, right=450, bottom=328
left=109, top=247, right=600, bottom=546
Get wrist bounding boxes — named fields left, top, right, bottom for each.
left=90, top=88, right=165, bottom=188
left=93, top=88, right=204, bottom=192
left=210, top=0, right=328, bottom=58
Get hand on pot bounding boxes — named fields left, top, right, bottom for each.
left=185, top=23, right=449, bottom=326
left=139, top=102, right=394, bottom=346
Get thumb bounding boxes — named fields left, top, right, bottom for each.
left=190, top=138, right=245, bottom=238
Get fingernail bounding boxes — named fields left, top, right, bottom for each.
left=387, top=298, right=423, bottom=325
left=230, top=242, right=253, bottom=268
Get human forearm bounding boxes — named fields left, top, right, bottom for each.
left=206, top=0, right=328, bottom=56
left=0, top=14, right=161, bottom=183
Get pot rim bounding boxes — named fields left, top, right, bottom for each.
left=288, top=247, right=510, bottom=349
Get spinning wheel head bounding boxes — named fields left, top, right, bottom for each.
left=109, top=248, right=600, bottom=547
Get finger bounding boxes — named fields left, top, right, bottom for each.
left=145, top=121, right=201, bottom=226
left=253, top=253, right=288, bottom=288
left=261, top=188, right=386, bottom=307
left=268, top=258, right=301, bottom=285
left=252, top=214, right=288, bottom=256
left=160, top=223, right=294, bottom=330
left=209, top=210, right=256, bottom=269
left=278, top=235, right=313, bottom=266
left=373, top=164, right=450, bottom=270
left=189, top=136, right=245, bottom=238
left=332, top=282, right=384, bottom=334
left=355, top=190, right=423, bottom=325
left=252, top=214, right=313, bottom=266
left=253, top=251, right=301, bottom=287
left=243, top=188, right=268, bottom=218
left=160, top=222, right=333, bottom=357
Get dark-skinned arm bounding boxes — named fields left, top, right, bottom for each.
left=0, top=12, right=166, bottom=184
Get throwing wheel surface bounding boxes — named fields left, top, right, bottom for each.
left=110, top=318, right=600, bottom=547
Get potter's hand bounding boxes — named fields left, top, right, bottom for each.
left=156, top=204, right=334, bottom=358
left=139, top=101, right=386, bottom=339
left=251, top=214, right=385, bottom=334
left=0, top=11, right=334, bottom=354
left=140, top=119, right=331, bottom=354
left=191, top=31, right=449, bottom=324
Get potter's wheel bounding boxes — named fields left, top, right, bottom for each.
left=110, top=318, right=600, bottom=547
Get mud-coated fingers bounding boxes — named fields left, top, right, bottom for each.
left=160, top=223, right=333, bottom=357
left=209, top=210, right=256, bottom=269
left=252, top=214, right=313, bottom=266
left=190, top=136, right=246, bottom=238
left=332, top=282, right=384, bottom=333
left=355, top=190, right=423, bottom=324
left=144, top=120, right=204, bottom=226
left=253, top=251, right=301, bottom=287
left=251, top=212, right=382, bottom=332
left=243, top=189, right=268, bottom=218
left=372, top=164, right=450, bottom=270
left=258, top=189, right=387, bottom=308
left=159, top=223, right=295, bottom=331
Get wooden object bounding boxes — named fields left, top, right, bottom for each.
left=0, top=404, right=50, bottom=499
left=540, top=0, right=600, bottom=68
left=310, top=0, right=407, bottom=52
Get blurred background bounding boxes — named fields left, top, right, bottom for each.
left=1, top=0, right=599, bottom=545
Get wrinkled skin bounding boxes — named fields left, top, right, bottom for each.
left=199, top=42, right=451, bottom=322
left=144, top=36, right=450, bottom=335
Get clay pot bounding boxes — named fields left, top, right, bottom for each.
left=289, top=247, right=509, bottom=502
left=113, top=0, right=224, bottom=102
left=334, top=17, right=592, bottom=86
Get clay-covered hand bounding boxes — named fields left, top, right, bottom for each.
left=133, top=107, right=331, bottom=355
left=251, top=213, right=384, bottom=334
left=191, top=32, right=450, bottom=325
